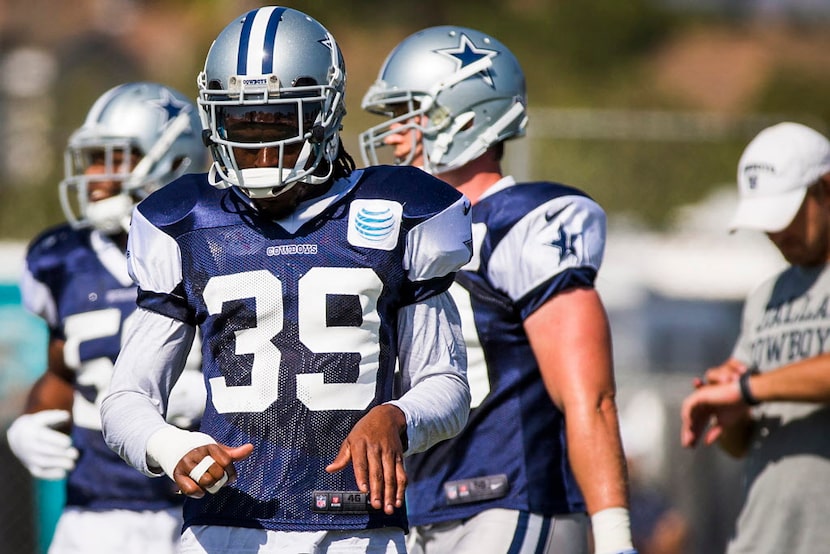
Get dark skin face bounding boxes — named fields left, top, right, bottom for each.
left=85, top=148, right=140, bottom=248
left=224, top=114, right=331, bottom=219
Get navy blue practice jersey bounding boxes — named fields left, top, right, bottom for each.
left=21, top=225, right=183, bottom=510
left=405, top=178, right=607, bottom=525
left=127, top=166, right=472, bottom=532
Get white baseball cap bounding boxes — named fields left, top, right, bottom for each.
left=730, top=122, right=830, bottom=233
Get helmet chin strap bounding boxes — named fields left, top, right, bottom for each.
left=427, top=112, right=474, bottom=171
left=431, top=102, right=527, bottom=173
left=423, top=57, right=494, bottom=113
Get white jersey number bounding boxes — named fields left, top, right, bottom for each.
left=203, top=268, right=382, bottom=414
left=63, top=308, right=122, bottom=431
left=451, top=222, right=491, bottom=409
left=449, top=283, right=489, bottom=408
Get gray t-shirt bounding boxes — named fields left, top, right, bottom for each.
left=729, top=263, right=830, bottom=553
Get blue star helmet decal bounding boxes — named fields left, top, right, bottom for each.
left=148, top=88, right=193, bottom=132
left=319, top=36, right=334, bottom=52
left=435, top=33, right=499, bottom=88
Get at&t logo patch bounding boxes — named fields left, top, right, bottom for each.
left=347, top=199, right=402, bottom=251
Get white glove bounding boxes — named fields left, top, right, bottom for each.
left=6, top=410, right=79, bottom=480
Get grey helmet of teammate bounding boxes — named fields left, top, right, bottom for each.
left=197, top=6, right=347, bottom=199
left=360, top=25, right=527, bottom=174
left=60, top=82, right=206, bottom=235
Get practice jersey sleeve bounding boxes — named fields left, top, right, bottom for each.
left=126, top=207, right=192, bottom=323
left=405, top=194, right=473, bottom=284
left=101, top=307, right=197, bottom=476
left=388, top=290, right=470, bottom=455
left=488, top=193, right=606, bottom=319
left=19, top=265, right=58, bottom=328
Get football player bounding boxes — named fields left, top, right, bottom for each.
left=100, top=7, right=473, bottom=554
left=361, top=26, right=637, bottom=554
left=6, top=82, right=208, bottom=554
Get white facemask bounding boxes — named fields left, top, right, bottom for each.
left=85, top=194, right=133, bottom=235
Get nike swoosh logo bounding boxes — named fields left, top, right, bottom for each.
left=545, top=206, right=568, bottom=222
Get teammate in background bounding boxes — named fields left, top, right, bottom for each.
left=100, top=7, right=472, bottom=554
left=681, top=122, right=830, bottom=554
left=6, top=82, right=208, bottom=554
left=361, top=26, right=636, bottom=554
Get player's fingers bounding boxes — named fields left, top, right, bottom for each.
left=188, top=455, right=216, bottom=482
left=223, top=443, right=254, bottom=483
left=390, top=452, right=407, bottom=512
left=325, top=442, right=352, bottom=474
left=704, top=425, right=723, bottom=446
left=679, top=398, right=702, bottom=448
left=188, top=455, right=228, bottom=494
left=351, top=442, right=372, bottom=497
left=363, top=443, right=388, bottom=511
left=206, top=443, right=254, bottom=484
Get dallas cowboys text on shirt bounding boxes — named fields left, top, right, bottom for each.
left=750, top=293, right=830, bottom=366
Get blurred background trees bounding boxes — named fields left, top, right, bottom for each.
left=0, top=0, right=828, bottom=237
left=1, top=3, right=828, bottom=552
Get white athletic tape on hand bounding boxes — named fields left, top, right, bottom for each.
left=206, top=471, right=228, bottom=494
left=188, top=455, right=216, bottom=483
left=188, top=455, right=229, bottom=494
left=146, top=426, right=217, bottom=479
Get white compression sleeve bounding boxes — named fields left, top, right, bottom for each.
left=387, top=291, right=470, bottom=455
left=101, top=308, right=197, bottom=476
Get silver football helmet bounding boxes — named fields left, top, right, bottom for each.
left=60, top=82, right=206, bottom=235
left=197, top=6, right=346, bottom=199
left=360, top=25, right=527, bottom=174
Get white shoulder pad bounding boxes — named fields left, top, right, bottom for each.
left=489, top=194, right=606, bottom=301
left=405, top=195, right=472, bottom=282
left=127, top=208, right=184, bottom=294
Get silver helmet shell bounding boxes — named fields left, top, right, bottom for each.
left=197, top=6, right=346, bottom=199
left=59, top=81, right=206, bottom=234
left=360, top=25, right=527, bottom=174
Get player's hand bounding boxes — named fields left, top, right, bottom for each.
left=6, top=410, right=78, bottom=480
left=326, top=404, right=408, bottom=515
left=694, top=358, right=746, bottom=388
left=680, top=382, right=746, bottom=447
left=173, top=442, right=254, bottom=499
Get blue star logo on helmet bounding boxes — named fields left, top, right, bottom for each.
left=148, top=88, right=193, bottom=131
left=319, top=36, right=334, bottom=52
left=435, top=33, right=499, bottom=88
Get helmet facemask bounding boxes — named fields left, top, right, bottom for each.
left=60, top=140, right=144, bottom=235
left=58, top=82, right=207, bottom=235
left=361, top=26, right=528, bottom=176
left=200, top=75, right=342, bottom=199
left=359, top=90, right=431, bottom=169
left=197, top=6, right=347, bottom=200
